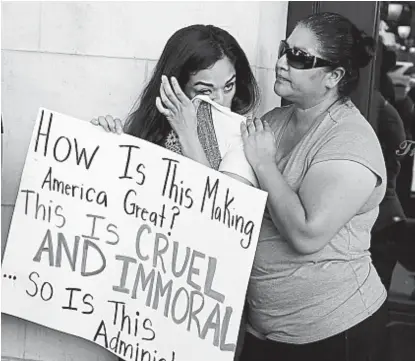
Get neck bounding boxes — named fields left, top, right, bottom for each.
left=293, top=92, right=340, bottom=126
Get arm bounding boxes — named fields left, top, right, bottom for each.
left=222, top=172, right=252, bottom=186
left=255, top=160, right=377, bottom=254
left=181, top=133, right=253, bottom=186
left=179, top=135, right=212, bottom=168
left=182, top=137, right=253, bottom=185
left=241, top=117, right=379, bottom=255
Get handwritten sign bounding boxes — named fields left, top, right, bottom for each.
left=2, top=108, right=267, bottom=361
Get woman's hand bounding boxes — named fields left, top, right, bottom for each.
left=155, top=75, right=199, bottom=140
left=241, top=118, right=277, bottom=170
left=90, top=115, right=124, bottom=134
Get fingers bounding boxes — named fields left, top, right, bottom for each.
left=254, top=117, right=263, bottom=131
left=114, top=118, right=124, bottom=134
left=263, top=120, right=272, bottom=133
left=105, top=115, right=116, bottom=132
left=156, top=96, right=172, bottom=118
left=160, top=82, right=176, bottom=113
left=247, top=117, right=256, bottom=134
left=97, top=116, right=110, bottom=132
left=91, top=115, right=123, bottom=134
left=240, top=121, right=248, bottom=139
left=242, top=117, right=271, bottom=138
left=161, top=75, right=180, bottom=110
left=171, top=77, right=190, bottom=104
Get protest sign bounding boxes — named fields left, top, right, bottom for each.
left=2, top=108, right=267, bottom=361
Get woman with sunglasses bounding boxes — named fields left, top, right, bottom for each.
left=239, top=12, right=388, bottom=361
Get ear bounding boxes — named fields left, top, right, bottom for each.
left=325, top=67, right=346, bottom=89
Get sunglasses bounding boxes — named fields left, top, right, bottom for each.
left=278, top=40, right=334, bottom=70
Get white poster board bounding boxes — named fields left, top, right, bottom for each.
left=2, top=108, right=267, bottom=361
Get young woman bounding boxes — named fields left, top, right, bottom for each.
left=92, top=24, right=260, bottom=186
left=91, top=24, right=260, bottom=361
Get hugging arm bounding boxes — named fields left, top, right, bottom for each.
left=242, top=117, right=379, bottom=254
left=256, top=159, right=377, bottom=254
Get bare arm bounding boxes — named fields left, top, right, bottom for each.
left=241, top=117, right=379, bottom=254
left=254, top=159, right=377, bottom=254
left=181, top=138, right=253, bottom=186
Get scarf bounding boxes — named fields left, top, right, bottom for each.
left=163, top=101, right=222, bottom=170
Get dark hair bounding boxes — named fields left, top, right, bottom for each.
left=124, top=24, right=260, bottom=145
left=299, top=12, right=375, bottom=97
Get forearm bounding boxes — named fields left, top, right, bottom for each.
left=180, top=134, right=253, bottom=186
left=254, top=162, right=322, bottom=254
left=179, top=134, right=211, bottom=168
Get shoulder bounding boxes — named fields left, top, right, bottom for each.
left=312, top=101, right=386, bottom=187
left=321, top=112, right=383, bottom=168
left=325, top=100, right=379, bottom=144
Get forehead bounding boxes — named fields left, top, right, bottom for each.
left=188, top=57, right=235, bottom=85
left=287, top=25, right=320, bottom=55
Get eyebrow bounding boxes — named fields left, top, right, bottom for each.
left=193, top=74, right=236, bottom=87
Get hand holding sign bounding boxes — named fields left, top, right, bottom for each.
left=2, top=108, right=267, bottom=361
left=91, top=115, right=124, bottom=134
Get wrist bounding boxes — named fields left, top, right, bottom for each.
left=253, top=160, right=276, bottom=175
left=179, top=131, right=198, bottom=147
left=179, top=132, right=201, bottom=157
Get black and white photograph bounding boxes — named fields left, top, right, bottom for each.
left=1, top=1, right=415, bottom=361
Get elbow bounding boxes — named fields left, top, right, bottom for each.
left=291, top=240, right=325, bottom=255
left=287, top=230, right=329, bottom=255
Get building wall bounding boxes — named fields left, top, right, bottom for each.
left=1, top=2, right=288, bottom=360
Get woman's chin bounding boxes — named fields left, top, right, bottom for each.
left=274, top=81, right=290, bottom=98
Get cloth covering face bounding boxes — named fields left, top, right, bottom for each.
left=163, top=95, right=258, bottom=187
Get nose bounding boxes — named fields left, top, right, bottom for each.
left=211, top=90, right=225, bottom=106
left=276, top=54, right=288, bottom=72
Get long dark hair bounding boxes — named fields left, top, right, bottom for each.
left=124, top=24, right=260, bottom=145
left=299, top=12, right=375, bottom=97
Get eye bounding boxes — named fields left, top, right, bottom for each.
left=224, top=82, right=235, bottom=92
left=196, top=89, right=212, bottom=95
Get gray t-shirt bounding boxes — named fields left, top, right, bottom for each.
left=246, top=100, right=387, bottom=344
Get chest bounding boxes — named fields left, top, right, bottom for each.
left=274, top=121, right=311, bottom=163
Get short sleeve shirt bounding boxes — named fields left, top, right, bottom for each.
left=246, top=100, right=387, bottom=344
